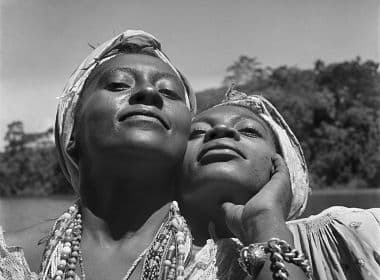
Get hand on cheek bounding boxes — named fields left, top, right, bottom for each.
left=221, top=154, right=292, bottom=243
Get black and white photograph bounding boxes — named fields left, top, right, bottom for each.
left=0, top=0, right=379, bottom=279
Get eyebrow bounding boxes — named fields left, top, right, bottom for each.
left=151, top=71, right=180, bottom=82
left=232, top=114, right=270, bottom=133
left=195, top=113, right=270, bottom=133
left=109, top=67, right=137, bottom=75
left=106, top=67, right=179, bottom=82
left=96, top=67, right=136, bottom=87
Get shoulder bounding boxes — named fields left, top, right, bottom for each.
left=287, top=207, right=380, bottom=279
left=4, top=219, right=54, bottom=272
left=287, top=206, right=380, bottom=231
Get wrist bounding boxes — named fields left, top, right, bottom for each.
left=238, top=238, right=312, bottom=280
left=242, top=210, right=289, bottom=244
left=242, top=208, right=285, bottom=230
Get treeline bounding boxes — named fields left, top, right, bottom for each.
left=0, top=122, right=72, bottom=196
left=197, top=56, right=380, bottom=189
left=0, top=57, right=379, bottom=196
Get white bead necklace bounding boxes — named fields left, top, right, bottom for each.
left=40, top=202, right=192, bottom=280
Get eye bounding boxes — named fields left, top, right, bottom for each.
left=105, top=82, right=131, bottom=91
left=158, top=88, right=181, bottom=100
left=189, top=122, right=210, bottom=139
left=189, top=128, right=207, bottom=139
left=239, top=127, right=262, bottom=138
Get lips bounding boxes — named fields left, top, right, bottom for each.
left=197, top=142, right=246, bottom=163
left=117, top=107, right=170, bottom=130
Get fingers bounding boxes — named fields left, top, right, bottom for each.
left=271, top=154, right=289, bottom=177
left=268, top=154, right=291, bottom=188
left=220, top=155, right=291, bottom=240
left=269, top=153, right=292, bottom=216
left=222, top=202, right=243, bottom=239
left=244, top=153, right=291, bottom=219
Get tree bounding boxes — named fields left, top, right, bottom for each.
left=223, top=56, right=265, bottom=87
left=4, top=121, right=24, bottom=152
left=0, top=122, right=73, bottom=196
left=311, top=58, right=380, bottom=187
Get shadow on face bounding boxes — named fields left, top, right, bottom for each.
left=71, top=53, right=192, bottom=170
left=180, top=105, right=278, bottom=238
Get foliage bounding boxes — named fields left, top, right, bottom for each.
left=0, top=123, right=72, bottom=196
left=1, top=56, right=379, bottom=196
left=197, top=56, right=380, bottom=189
left=223, top=56, right=265, bottom=87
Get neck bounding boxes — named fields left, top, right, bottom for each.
left=186, top=215, right=232, bottom=247
left=80, top=201, right=172, bottom=245
left=181, top=196, right=212, bottom=246
left=186, top=216, right=211, bottom=246
left=79, top=159, right=179, bottom=240
left=181, top=180, right=238, bottom=246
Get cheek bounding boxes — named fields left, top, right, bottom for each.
left=159, top=102, right=192, bottom=161
left=181, top=139, right=203, bottom=185
left=89, top=99, right=115, bottom=121
left=247, top=147, right=275, bottom=184
left=183, top=141, right=200, bottom=167
left=167, top=102, right=192, bottom=136
left=79, top=93, right=118, bottom=144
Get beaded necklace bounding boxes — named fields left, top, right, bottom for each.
left=39, top=201, right=192, bottom=280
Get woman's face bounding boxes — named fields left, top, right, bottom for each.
left=74, top=53, right=191, bottom=167
left=181, top=105, right=278, bottom=229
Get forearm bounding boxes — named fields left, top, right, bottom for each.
left=243, top=211, right=308, bottom=280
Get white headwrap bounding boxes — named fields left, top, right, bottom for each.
left=213, top=89, right=310, bottom=219
left=55, top=30, right=196, bottom=191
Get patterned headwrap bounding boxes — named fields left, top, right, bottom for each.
left=212, top=88, right=310, bottom=219
left=55, top=30, right=196, bottom=192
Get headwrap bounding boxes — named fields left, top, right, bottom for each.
left=55, top=30, right=196, bottom=192
left=212, top=88, right=310, bottom=219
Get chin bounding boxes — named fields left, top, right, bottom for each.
left=93, top=134, right=174, bottom=163
left=196, top=162, right=251, bottom=187
left=192, top=161, right=268, bottom=197
left=184, top=173, right=253, bottom=212
left=120, top=124, right=168, bottom=139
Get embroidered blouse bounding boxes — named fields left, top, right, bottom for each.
left=1, top=206, right=380, bottom=280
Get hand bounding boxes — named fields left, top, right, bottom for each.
left=222, top=154, right=292, bottom=242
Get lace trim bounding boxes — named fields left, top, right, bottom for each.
left=0, top=227, right=37, bottom=280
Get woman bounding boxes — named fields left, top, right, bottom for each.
left=180, top=88, right=380, bottom=279
left=0, top=30, right=197, bottom=280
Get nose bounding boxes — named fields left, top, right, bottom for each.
left=129, top=85, right=164, bottom=109
left=204, top=124, right=240, bottom=142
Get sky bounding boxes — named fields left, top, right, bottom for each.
left=0, top=0, right=379, bottom=150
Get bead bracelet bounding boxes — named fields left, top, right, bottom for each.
left=238, top=238, right=312, bottom=280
